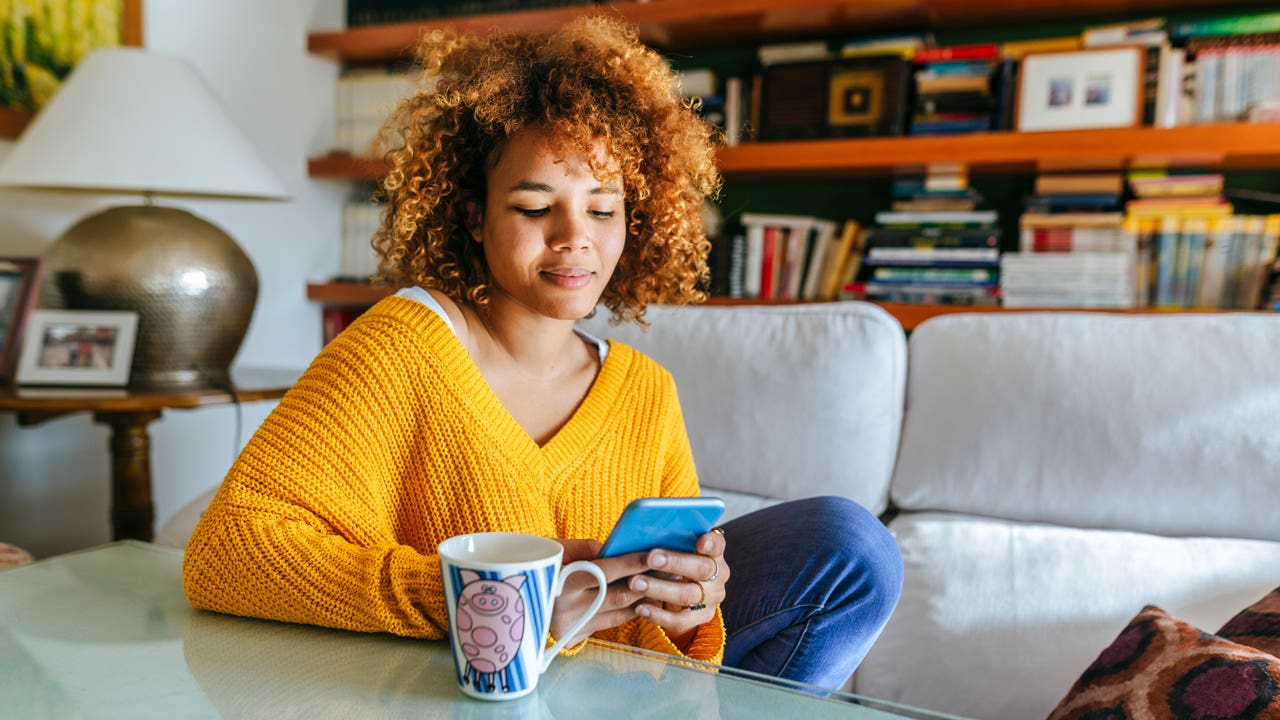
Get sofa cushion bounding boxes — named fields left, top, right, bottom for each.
left=1046, top=605, right=1280, bottom=720
left=854, top=512, right=1280, bottom=720
left=891, top=313, right=1280, bottom=541
left=579, top=302, right=906, bottom=518
left=1220, top=586, right=1280, bottom=659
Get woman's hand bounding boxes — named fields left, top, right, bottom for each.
left=548, top=539, right=651, bottom=646
left=629, top=529, right=729, bottom=649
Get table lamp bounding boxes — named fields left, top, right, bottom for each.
left=0, top=48, right=287, bottom=388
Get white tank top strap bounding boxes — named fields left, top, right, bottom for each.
left=394, top=286, right=455, bottom=334
left=393, top=286, right=608, bottom=362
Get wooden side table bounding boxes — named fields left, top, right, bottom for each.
left=0, top=367, right=297, bottom=542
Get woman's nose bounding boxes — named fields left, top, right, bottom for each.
left=549, top=209, right=591, bottom=251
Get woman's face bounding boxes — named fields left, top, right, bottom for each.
left=474, top=128, right=626, bottom=321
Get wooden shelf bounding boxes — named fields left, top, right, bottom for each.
left=308, top=123, right=1280, bottom=180
left=307, top=281, right=392, bottom=306
left=717, top=123, right=1280, bottom=178
left=311, top=0, right=1277, bottom=61
left=306, top=282, right=1259, bottom=330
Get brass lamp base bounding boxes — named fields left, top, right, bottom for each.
left=40, top=205, right=258, bottom=388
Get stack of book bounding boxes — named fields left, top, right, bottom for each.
left=735, top=213, right=861, bottom=301
left=1003, top=171, right=1134, bottom=307
left=889, top=166, right=982, bottom=212
left=909, top=44, right=1004, bottom=136
left=847, top=209, right=1001, bottom=305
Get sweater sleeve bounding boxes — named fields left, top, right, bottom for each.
left=183, top=308, right=450, bottom=638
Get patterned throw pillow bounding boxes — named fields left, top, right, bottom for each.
left=1046, top=605, right=1280, bottom=720
left=0, top=542, right=34, bottom=570
left=1221, top=587, right=1280, bottom=660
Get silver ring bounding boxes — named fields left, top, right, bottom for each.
left=700, top=560, right=719, bottom=583
left=688, top=603, right=707, bottom=611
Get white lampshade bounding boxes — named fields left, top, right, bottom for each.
left=0, top=47, right=286, bottom=200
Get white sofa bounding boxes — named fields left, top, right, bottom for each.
left=163, top=301, right=1280, bottom=719
left=578, top=303, right=1280, bottom=720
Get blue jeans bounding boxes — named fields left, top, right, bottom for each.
left=719, top=496, right=903, bottom=690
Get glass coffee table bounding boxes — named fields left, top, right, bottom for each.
left=0, top=541, right=966, bottom=719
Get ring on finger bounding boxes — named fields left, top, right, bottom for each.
left=687, top=580, right=707, bottom=612
left=700, top=559, right=719, bottom=583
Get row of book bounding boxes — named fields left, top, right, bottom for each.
left=345, top=0, right=592, bottom=27
left=333, top=67, right=418, bottom=157
left=1006, top=211, right=1280, bottom=309
left=721, top=214, right=862, bottom=301
left=339, top=199, right=384, bottom=283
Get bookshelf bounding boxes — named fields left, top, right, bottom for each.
left=311, top=123, right=1280, bottom=180
left=309, top=0, right=1280, bottom=319
left=310, top=0, right=1276, bottom=60
left=307, top=281, right=1254, bottom=330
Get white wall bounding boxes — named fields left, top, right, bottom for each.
left=0, top=0, right=350, bottom=558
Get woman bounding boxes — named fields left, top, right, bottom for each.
left=184, top=15, right=901, bottom=688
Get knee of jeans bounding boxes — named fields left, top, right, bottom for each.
left=808, top=496, right=904, bottom=616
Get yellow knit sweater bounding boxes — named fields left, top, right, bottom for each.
left=183, top=296, right=724, bottom=663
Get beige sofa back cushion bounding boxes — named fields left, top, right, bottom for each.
left=580, top=302, right=906, bottom=519
left=891, top=313, right=1280, bottom=541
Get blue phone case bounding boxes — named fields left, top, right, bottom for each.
left=598, top=497, right=726, bottom=558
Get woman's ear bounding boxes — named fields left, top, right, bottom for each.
left=464, top=201, right=483, bottom=243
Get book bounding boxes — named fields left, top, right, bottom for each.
left=999, top=35, right=1081, bottom=60
left=913, top=44, right=1000, bottom=63
left=865, top=247, right=1000, bottom=265
left=874, top=210, right=998, bottom=227
left=865, top=228, right=1000, bottom=248
left=801, top=219, right=840, bottom=300
left=1170, top=12, right=1280, bottom=40
left=820, top=220, right=863, bottom=299
left=871, top=266, right=998, bottom=285
left=1035, top=173, right=1124, bottom=196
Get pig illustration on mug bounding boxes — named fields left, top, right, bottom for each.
left=455, top=570, right=527, bottom=691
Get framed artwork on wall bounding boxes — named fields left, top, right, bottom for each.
left=1015, top=47, right=1145, bottom=133
left=0, top=0, right=143, bottom=138
left=0, top=257, right=42, bottom=384
left=15, top=309, right=139, bottom=387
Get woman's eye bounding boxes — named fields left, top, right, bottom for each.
left=589, top=210, right=615, bottom=219
left=515, top=207, right=548, bottom=217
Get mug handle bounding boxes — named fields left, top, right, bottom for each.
left=540, top=560, right=607, bottom=673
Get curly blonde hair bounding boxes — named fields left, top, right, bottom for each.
left=372, top=15, right=721, bottom=324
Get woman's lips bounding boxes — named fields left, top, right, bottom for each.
left=541, top=268, right=593, bottom=288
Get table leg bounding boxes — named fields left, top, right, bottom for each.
left=93, top=410, right=162, bottom=542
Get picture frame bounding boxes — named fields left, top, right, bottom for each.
left=15, top=309, right=139, bottom=387
left=0, top=257, right=43, bottom=384
left=759, top=55, right=911, bottom=141
left=1015, top=47, right=1145, bottom=133
left=0, top=0, right=144, bottom=138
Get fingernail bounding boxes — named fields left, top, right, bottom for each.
left=630, top=576, right=648, bottom=592
left=637, top=606, right=650, bottom=618
left=649, top=552, right=667, bottom=568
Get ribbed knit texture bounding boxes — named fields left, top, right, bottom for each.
left=183, top=296, right=724, bottom=663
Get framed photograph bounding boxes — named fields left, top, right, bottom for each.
left=760, top=56, right=910, bottom=141
left=0, top=0, right=143, bottom=137
left=0, top=257, right=42, bottom=384
left=15, top=310, right=139, bottom=387
left=1016, top=47, right=1145, bottom=133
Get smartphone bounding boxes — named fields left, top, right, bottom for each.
left=598, top=497, right=726, bottom=558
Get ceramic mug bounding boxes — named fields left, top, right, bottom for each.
left=439, top=532, right=607, bottom=701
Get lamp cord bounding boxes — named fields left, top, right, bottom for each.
left=192, top=364, right=243, bottom=466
